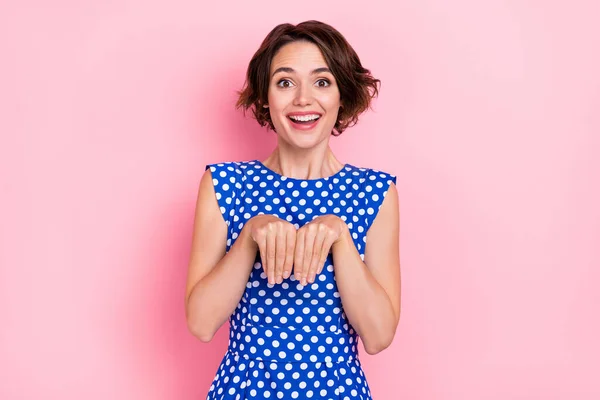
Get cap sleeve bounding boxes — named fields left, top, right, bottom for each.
left=362, top=168, right=397, bottom=234
left=205, top=162, right=238, bottom=227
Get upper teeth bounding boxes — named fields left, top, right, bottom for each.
left=290, top=114, right=320, bottom=121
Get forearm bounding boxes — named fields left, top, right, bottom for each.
left=332, top=227, right=398, bottom=354
left=186, top=225, right=258, bottom=342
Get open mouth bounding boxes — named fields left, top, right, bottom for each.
left=287, top=115, right=321, bottom=124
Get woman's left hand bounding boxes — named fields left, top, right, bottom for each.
left=293, top=215, right=348, bottom=285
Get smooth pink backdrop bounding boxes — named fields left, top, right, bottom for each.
left=1, top=1, right=599, bottom=399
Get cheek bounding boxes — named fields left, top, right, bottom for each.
left=318, top=91, right=341, bottom=110
left=268, top=92, right=290, bottom=113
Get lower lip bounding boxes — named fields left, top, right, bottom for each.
left=287, top=116, right=320, bottom=131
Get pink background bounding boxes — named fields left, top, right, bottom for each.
left=1, top=1, right=599, bottom=399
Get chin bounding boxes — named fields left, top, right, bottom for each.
left=287, top=132, right=328, bottom=149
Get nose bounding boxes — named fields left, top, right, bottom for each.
left=293, top=82, right=313, bottom=106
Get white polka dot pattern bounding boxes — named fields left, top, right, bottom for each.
left=204, top=160, right=396, bottom=400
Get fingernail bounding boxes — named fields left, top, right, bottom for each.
left=283, top=271, right=289, bottom=279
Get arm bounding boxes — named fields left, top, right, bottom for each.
left=184, top=169, right=258, bottom=342
left=331, top=182, right=401, bottom=355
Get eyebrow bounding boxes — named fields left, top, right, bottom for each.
left=271, top=67, right=332, bottom=78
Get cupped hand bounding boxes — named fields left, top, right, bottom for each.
left=248, top=215, right=296, bottom=285
left=293, top=215, right=346, bottom=286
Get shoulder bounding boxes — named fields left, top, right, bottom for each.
left=205, top=160, right=246, bottom=173
left=348, top=163, right=398, bottom=219
left=347, top=164, right=399, bottom=233
left=200, top=161, right=252, bottom=223
left=202, top=160, right=251, bottom=196
left=346, top=163, right=397, bottom=186
left=204, top=159, right=259, bottom=179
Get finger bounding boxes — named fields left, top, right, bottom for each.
left=266, top=228, right=276, bottom=285
left=294, top=229, right=305, bottom=283
left=302, top=227, right=317, bottom=286
left=307, top=226, right=327, bottom=284
left=275, top=226, right=286, bottom=284
left=283, top=227, right=295, bottom=280
left=258, top=242, right=267, bottom=277
left=316, top=231, right=336, bottom=275
left=255, top=231, right=268, bottom=277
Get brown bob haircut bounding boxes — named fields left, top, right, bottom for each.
left=235, top=20, right=381, bottom=136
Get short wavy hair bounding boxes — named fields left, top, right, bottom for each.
left=235, top=20, right=381, bottom=136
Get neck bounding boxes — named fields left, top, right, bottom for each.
left=261, top=148, right=344, bottom=180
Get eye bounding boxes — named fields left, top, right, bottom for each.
left=275, top=78, right=332, bottom=88
left=276, top=79, right=293, bottom=88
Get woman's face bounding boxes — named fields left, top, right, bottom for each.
left=267, top=41, right=341, bottom=149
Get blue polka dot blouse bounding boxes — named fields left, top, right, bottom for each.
left=204, top=159, right=396, bottom=400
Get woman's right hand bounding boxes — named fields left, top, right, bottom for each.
left=247, top=215, right=297, bottom=285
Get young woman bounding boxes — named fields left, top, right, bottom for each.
left=185, top=20, right=401, bottom=400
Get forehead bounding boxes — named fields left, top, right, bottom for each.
left=270, top=41, right=328, bottom=73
